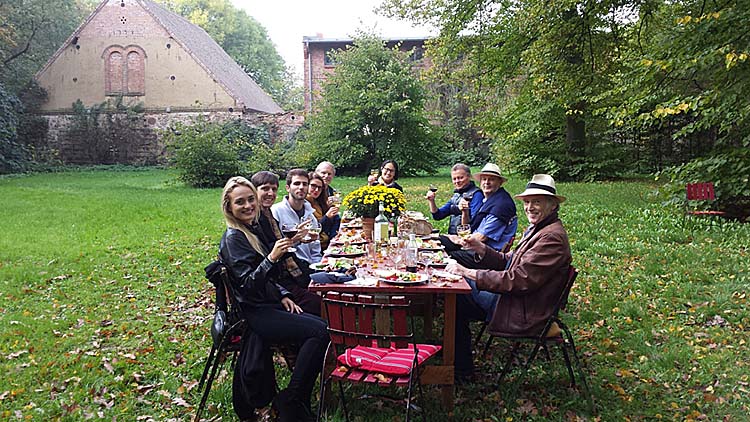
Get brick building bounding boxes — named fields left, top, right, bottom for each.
left=302, top=35, right=431, bottom=112
left=33, top=0, right=293, bottom=164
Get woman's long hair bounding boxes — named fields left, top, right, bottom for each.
left=221, top=176, right=266, bottom=254
left=307, top=171, right=330, bottom=213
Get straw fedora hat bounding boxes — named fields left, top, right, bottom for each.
left=473, top=163, right=507, bottom=183
left=514, top=174, right=566, bottom=203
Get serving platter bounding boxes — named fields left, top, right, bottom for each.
left=373, top=270, right=428, bottom=285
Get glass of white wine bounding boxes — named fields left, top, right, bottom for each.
left=456, top=224, right=471, bottom=249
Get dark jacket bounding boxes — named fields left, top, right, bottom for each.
left=219, top=225, right=292, bottom=307
left=474, top=211, right=571, bottom=336
left=431, top=181, right=482, bottom=234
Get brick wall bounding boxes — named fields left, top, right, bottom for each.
left=40, top=110, right=303, bottom=165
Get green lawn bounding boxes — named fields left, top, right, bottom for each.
left=1, top=168, right=748, bottom=421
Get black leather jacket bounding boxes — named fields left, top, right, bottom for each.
left=219, top=226, right=292, bottom=307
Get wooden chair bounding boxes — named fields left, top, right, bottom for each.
left=482, top=266, right=594, bottom=413
left=317, top=292, right=441, bottom=422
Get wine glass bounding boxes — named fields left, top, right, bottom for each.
left=330, top=193, right=342, bottom=207
left=456, top=224, right=471, bottom=249
left=280, top=223, right=298, bottom=252
left=305, top=226, right=321, bottom=242
left=429, top=184, right=438, bottom=193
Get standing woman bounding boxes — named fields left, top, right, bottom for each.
left=219, top=176, right=327, bottom=422
left=307, top=172, right=341, bottom=250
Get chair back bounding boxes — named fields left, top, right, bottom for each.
left=323, top=292, right=413, bottom=350
left=539, top=266, right=578, bottom=338
left=686, top=182, right=716, bottom=202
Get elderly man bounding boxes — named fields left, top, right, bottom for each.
left=440, top=163, right=517, bottom=267
left=426, top=163, right=483, bottom=235
left=446, top=174, right=571, bottom=382
left=250, top=170, right=322, bottom=316
left=315, top=161, right=337, bottom=197
left=271, top=169, right=322, bottom=265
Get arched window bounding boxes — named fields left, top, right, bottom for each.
left=126, top=51, right=144, bottom=95
left=106, top=51, right=123, bottom=94
left=103, top=45, right=146, bottom=96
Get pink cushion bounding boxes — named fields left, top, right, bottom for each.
left=368, top=344, right=441, bottom=375
left=337, top=344, right=391, bottom=369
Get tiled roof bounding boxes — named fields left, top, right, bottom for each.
left=142, top=0, right=282, bottom=113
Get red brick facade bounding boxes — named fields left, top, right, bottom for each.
left=302, top=36, right=431, bottom=112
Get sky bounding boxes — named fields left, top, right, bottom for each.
left=230, top=0, right=436, bottom=77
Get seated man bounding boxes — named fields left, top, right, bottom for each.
left=426, top=163, right=483, bottom=235
left=315, top=161, right=337, bottom=198
left=446, top=174, right=571, bottom=382
left=440, top=163, right=517, bottom=268
left=271, top=169, right=323, bottom=265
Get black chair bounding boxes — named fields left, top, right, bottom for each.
left=482, top=266, right=594, bottom=413
left=194, top=265, right=246, bottom=422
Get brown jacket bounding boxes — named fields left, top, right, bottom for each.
left=474, top=217, right=571, bottom=336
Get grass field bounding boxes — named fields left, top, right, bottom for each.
left=1, top=168, right=749, bottom=421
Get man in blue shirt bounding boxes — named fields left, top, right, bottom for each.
left=440, top=163, right=517, bottom=268
left=426, top=163, right=483, bottom=234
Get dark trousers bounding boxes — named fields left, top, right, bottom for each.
left=284, top=283, right=322, bottom=316
left=455, top=291, right=489, bottom=375
left=244, top=305, right=329, bottom=409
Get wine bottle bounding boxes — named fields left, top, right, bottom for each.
left=374, top=202, right=389, bottom=243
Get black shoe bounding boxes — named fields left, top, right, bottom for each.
left=272, top=389, right=296, bottom=422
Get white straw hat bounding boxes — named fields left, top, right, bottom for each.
left=472, top=163, right=507, bottom=183
left=514, top=174, right=566, bottom=203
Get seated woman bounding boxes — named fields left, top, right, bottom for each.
left=219, top=176, right=328, bottom=422
left=446, top=174, right=571, bottom=383
left=367, top=159, right=403, bottom=191
left=307, top=172, right=341, bottom=251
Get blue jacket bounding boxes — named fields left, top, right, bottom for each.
left=471, top=187, right=517, bottom=252
left=431, top=181, right=483, bottom=234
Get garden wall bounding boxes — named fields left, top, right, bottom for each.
left=37, top=110, right=303, bottom=165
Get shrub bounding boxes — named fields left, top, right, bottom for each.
left=0, top=83, right=31, bottom=174
left=656, top=148, right=750, bottom=221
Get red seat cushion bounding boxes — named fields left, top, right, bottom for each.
left=337, top=344, right=391, bottom=369
left=368, top=344, right=441, bottom=375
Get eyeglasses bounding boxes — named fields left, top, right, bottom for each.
left=309, top=184, right=323, bottom=190
left=382, top=167, right=395, bottom=174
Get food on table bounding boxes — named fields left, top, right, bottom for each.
left=332, top=231, right=367, bottom=244
left=373, top=269, right=428, bottom=283
left=414, top=238, right=443, bottom=250
left=326, top=244, right=366, bottom=256
left=312, top=257, right=355, bottom=272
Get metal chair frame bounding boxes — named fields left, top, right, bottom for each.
left=482, top=266, right=595, bottom=413
left=317, top=292, right=428, bottom=422
left=195, top=266, right=246, bottom=422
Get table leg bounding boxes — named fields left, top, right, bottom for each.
left=441, top=293, right=456, bottom=410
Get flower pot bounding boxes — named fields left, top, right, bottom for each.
left=361, top=217, right=375, bottom=241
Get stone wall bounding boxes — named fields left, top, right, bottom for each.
left=40, top=110, right=304, bottom=165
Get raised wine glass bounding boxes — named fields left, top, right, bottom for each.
left=429, top=184, right=438, bottom=193
left=280, top=223, right=298, bottom=252
left=456, top=224, right=471, bottom=249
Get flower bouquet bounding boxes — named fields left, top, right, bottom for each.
left=342, top=185, right=406, bottom=219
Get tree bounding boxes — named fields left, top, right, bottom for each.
left=162, top=0, right=302, bottom=110
left=381, top=0, right=636, bottom=179
left=298, top=34, right=443, bottom=176
left=0, top=0, right=94, bottom=93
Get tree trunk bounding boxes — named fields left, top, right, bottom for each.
left=566, top=102, right=586, bottom=158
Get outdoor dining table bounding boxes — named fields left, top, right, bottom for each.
left=309, top=239, right=471, bottom=411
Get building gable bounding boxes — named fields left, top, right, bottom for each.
left=35, top=0, right=281, bottom=114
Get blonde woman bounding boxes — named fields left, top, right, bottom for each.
left=219, top=176, right=327, bottom=422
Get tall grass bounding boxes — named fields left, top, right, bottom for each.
left=0, top=168, right=748, bottom=421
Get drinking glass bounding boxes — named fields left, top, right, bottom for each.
left=429, top=184, right=438, bottom=193
left=280, top=223, right=298, bottom=252
left=330, top=193, right=342, bottom=206
left=306, top=226, right=321, bottom=242
left=456, top=224, right=471, bottom=249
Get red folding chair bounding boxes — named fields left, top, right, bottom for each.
left=685, top=182, right=726, bottom=231
left=317, top=292, right=441, bottom=422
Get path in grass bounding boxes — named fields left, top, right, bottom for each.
left=0, top=169, right=748, bottom=421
